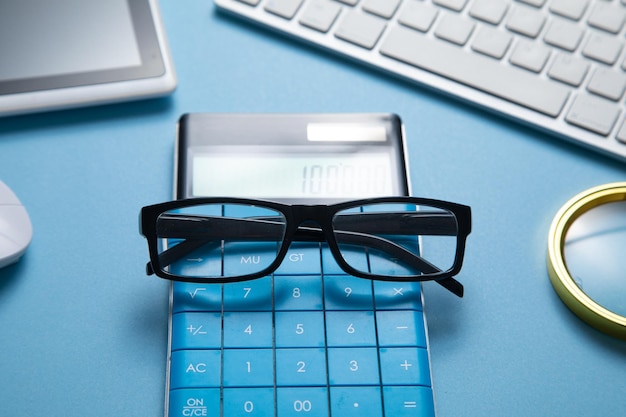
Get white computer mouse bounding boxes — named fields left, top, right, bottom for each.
left=0, top=181, right=32, bottom=269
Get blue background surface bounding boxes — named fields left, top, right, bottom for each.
left=1, top=1, right=626, bottom=416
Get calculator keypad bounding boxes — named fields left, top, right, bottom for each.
left=168, top=240, right=435, bottom=417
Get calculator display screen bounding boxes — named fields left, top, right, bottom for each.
left=192, top=152, right=394, bottom=199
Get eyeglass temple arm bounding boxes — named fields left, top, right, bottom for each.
left=333, top=211, right=459, bottom=236
left=149, top=214, right=464, bottom=297
left=155, top=212, right=459, bottom=239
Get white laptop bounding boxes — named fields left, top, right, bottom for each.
left=0, top=0, right=176, bottom=117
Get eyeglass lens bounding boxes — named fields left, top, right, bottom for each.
left=332, top=203, right=458, bottom=277
left=154, top=201, right=459, bottom=279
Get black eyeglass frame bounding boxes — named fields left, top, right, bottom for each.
left=139, top=196, right=472, bottom=297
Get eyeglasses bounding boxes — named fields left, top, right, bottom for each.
left=139, top=197, right=472, bottom=297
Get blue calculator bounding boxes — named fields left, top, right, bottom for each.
left=166, top=113, right=436, bottom=417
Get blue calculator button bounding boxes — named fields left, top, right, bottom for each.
left=223, top=387, right=275, bottom=417
left=321, top=245, right=368, bottom=275
left=373, top=281, right=423, bottom=310
left=275, top=311, right=325, bottom=348
left=323, top=275, right=374, bottom=310
left=275, top=348, right=327, bottom=386
left=223, top=312, right=273, bottom=348
left=382, top=386, right=435, bottom=417
left=223, top=242, right=278, bottom=276
left=170, top=350, right=221, bottom=389
left=276, top=387, right=329, bottom=417
left=367, top=239, right=419, bottom=277
left=223, top=349, right=274, bottom=387
left=325, top=311, right=376, bottom=347
left=223, top=277, right=272, bottom=311
left=375, top=310, right=426, bottom=348
left=379, top=347, right=431, bottom=386
left=169, top=388, right=220, bottom=417
left=330, top=386, right=383, bottom=417
left=274, top=275, right=323, bottom=311
left=173, top=282, right=222, bottom=313
left=275, top=243, right=321, bottom=275
left=172, top=253, right=223, bottom=281
left=327, top=348, right=380, bottom=385
left=172, top=312, right=222, bottom=351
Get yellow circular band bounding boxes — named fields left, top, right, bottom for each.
left=547, top=182, right=626, bottom=340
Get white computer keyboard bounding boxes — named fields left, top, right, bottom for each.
left=215, top=0, right=626, bottom=162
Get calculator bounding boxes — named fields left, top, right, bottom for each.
left=166, top=113, right=436, bottom=417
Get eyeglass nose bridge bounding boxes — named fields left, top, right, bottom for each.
left=285, top=205, right=336, bottom=243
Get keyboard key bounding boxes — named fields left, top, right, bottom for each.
left=588, top=2, right=626, bottom=34
left=362, top=0, right=402, bottom=19
left=327, top=347, right=380, bottom=385
left=434, top=12, right=475, bottom=46
left=544, top=18, right=585, bottom=51
left=330, top=386, right=383, bottom=417
left=565, top=94, right=620, bottom=135
left=380, top=26, right=570, bottom=117
left=275, top=311, right=325, bottom=347
left=276, top=348, right=327, bottom=386
left=326, top=311, right=376, bottom=346
left=275, top=275, right=323, bottom=310
left=172, top=312, right=222, bottom=350
left=169, top=388, right=220, bottom=417
left=299, top=0, right=341, bottom=33
left=587, top=68, right=626, bottom=101
left=509, top=39, right=551, bottom=72
left=237, top=0, right=260, bottom=5
left=223, top=387, right=275, bottom=416
left=471, top=26, right=513, bottom=59
left=469, top=0, right=509, bottom=25
left=379, top=347, right=431, bottom=386
left=506, top=5, right=546, bottom=38
left=265, top=0, right=304, bottom=19
left=223, top=349, right=274, bottom=386
left=582, top=32, right=624, bottom=65
left=277, top=387, right=329, bottom=417
left=223, top=312, right=273, bottom=347
left=376, top=310, right=426, bottom=347
left=548, top=53, right=589, bottom=87
left=397, top=2, right=438, bottom=32
left=550, top=0, right=589, bottom=21
left=433, top=0, right=468, bottom=12
left=334, top=10, right=387, bottom=49
left=170, top=349, right=221, bottom=389
left=518, top=0, right=546, bottom=6
left=382, top=386, right=435, bottom=417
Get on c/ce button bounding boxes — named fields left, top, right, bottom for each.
left=169, top=388, right=220, bottom=417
